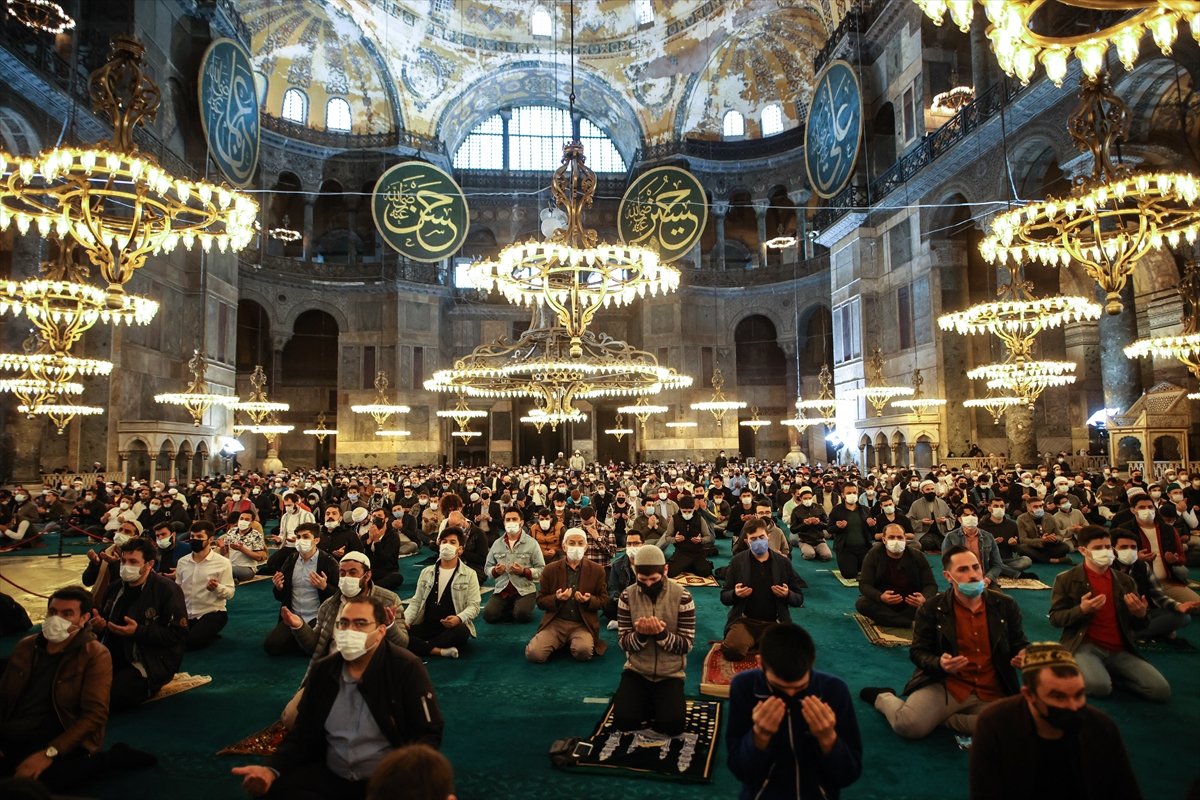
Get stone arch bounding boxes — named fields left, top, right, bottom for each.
left=1119, top=56, right=1198, bottom=139
left=193, top=441, right=210, bottom=479
left=282, top=309, right=340, bottom=386
left=868, top=102, right=897, bottom=179
left=436, top=62, right=645, bottom=165
left=923, top=189, right=976, bottom=238
left=914, top=434, right=934, bottom=469
left=277, top=298, right=351, bottom=336
left=734, top=314, right=788, bottom=387
left=860, top=433, right=875, bottom=468
left=1013, top=138, right=1069, bottom=201
left=0, top=105, right=42, bottom=155
left=874, top=432, right=890, bottom=467
left=126, top=438, right=151, bottom=480
left=157, top=439, right=176, bottom=480
left=237, top=298, right=274, bottom=374
left=893, top=430, right=909, bottom=466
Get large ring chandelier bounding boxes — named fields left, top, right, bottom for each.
left=891, top=368, right=949, bottom=416
left=520, top=407, right=588, bottom=433
left=6, top=0, right=76, bottom=34
left=18, top=400, right=103, bottom=434
left=427, top=325, right=691, bottom=420
left=914, top=1, right=1200, bottom=86
left=968, top=358, right=1076, bottom=407
left=1124, top=259, right=1200, bottom=377
left=846, top=347, right=914, bottom=416
left=154, top=349, right=237, bottom=426
left=964, top=390, right=1025, bottom=424
left=795, top=363, right=840, bottom=427
left=465, top=138, right=678, bottom=358
left=302, top=412, right=338, bottom=444
left=229, top=365, right=289, bottom=424
left=0, top=36, right=257, bottom=305
left=617, top=397, right=668, bottom=435
left=436, top=393, right=488, bottom=440
left=689, top=368, right=746, bottom=428
left=980, top=73, right=1200, bottom=315
left=351, top=371, right=410, bottom=431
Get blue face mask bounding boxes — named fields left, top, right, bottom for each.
left=749, top=538, right=770, bottom=557
left=956, top=580, right=986, bottom=598
left=1032, top=508, right=1045, bottom=519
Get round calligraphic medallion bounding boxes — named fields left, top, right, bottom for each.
left=372, top=161, right=470, bottom=262
left=804, top=60, right=863, bottom=200
left=197, top=38, right=260, bottom=188
left=617, top=166, right=708, bottom=263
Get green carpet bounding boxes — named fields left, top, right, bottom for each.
left=2, top=540, right=1197, bottom=799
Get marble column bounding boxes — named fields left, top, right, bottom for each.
left=1099, top=282, right=1142, bottom=413
left=969, top=12, right=993, bottom=93
left=117, top=451, right=128, bottom=482
left=167, top=453, right=177, bottom=482
left=753, top=199, right=770, bottom=269
left=301, top=197, right=316, bottom=262
left=788, top=189, right=812, bottom=260
left=932, top=240, right=974, bottom=445
left=270, top=332, right=291, bottom=392
left=1005, top=404, right=1038, bottom=464
left=1065, top=319, right=1102, bottom=453
left=712, top=200, right=729, bottom=271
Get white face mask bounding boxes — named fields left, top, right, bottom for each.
left=881, top=505, right=895, bottom=515
left=149, top=503, right=161, bottom=512
left=626, top=545, right=640, bottom=561
left=504, top=521, right=521, bottom=534
left=338, top=576, right=363, bottom=598
left=1150, top=491, right=1162, bottom=499
left=990, top=507, right=1006, bottom=520
left=1136, top=508, right=1155, bottom=522
left=596, top=488, right=606, bottom=495
left=1116, top=548, right=1139, bottom=565
left=296, top=539, right=314, bottom=553
left=334, top=629, right=371, bottom=661
left=960, top=515, right=978, bottom=528
left=1088, top=547, right=1115, bottom=567
left=200, top=497, right=210, bottom=505
left=538, top=520, right=551, bottom=531
left=681, top=511, right=694, bottom=520
left=439, top=543, right=459, bottom=561
left=742, top=498, right=753, bottom=506
left=231, top=495, right=242, bottom=502
left=325, top=520, right=340, bottom=530
left=119, top=502, right=130, bottom=510
left=156, top=536, right=172, bottom=549
left=237, top=520, right=251, bottom=530
left=119, top=564, right=142, bottom=583
left=844, top=494, right=859, bottom=505
left=113, top=532, right=131, bottom=547
left=801, top=498, right=814, bottom=507
left=565, top=545, right=586, bottom=562
left=418, top=498, right=429, bottom=505
left=885, top=539, right=907, bottom=555
left=41, top=613, right=76, bottom=643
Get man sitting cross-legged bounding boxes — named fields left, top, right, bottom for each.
left=404, top=528, right=481, bottom=660
left=855, top=524, right=937, bottom=629
left=860, top=546, right=1029, bottom=738
left=525, top=529, right=607, bottom=663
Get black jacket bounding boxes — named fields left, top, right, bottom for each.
left=273, top=549, right=340, bottom=611
left=904, top=588, right=1029, bottom=697
left=827, top=504, right=873, bottom=552
left=1049, top=564, right=1148, bottom=656
left=363, top=529, right=401, bottom=582
left=456, top=524, right=490, bottom=580
left=788, top=505, right=828, bottom=545
left=268, top=642, right=443, bottom=775
left=856, top=545, right=937, bottom=603
left=969, top=695, right=1142, bottom=800
left=719, top=550, right=805, bottom=634
left=98, top=571, right=187, bottom=694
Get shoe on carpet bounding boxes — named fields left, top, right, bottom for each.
left=105, top=742, right=158, bottom=769
left=1018, top=570, right=1039, bottom=580
left=439, top=647, right=460, bottom=659
left=606, top=620, right=619, bottom=631
left=858, top=686, right=894, bottom=706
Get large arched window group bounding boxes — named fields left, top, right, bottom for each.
left=453, top=106, right=626, bottom=173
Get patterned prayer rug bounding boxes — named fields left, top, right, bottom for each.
left=217, top=721, right=288, bottom=756
left=148, top=672, right=212, bottom=702
left=560, top=700, right=721, bottom=783
left=852, top=612, right=913, bottom=648
left=831, top=570, right=859, bottom=588
left=995, top=576, right=1052, bottom=590
left=671, top=573, right=720, bottom=588
left=700, top=641, right=757, bottom=698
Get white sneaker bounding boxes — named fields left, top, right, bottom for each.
left=606, top=620, right=619, bottom=631
left=439, top=647, right=460, bottom=659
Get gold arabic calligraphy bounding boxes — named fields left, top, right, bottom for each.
left=623, top=173, right=702, bottom=256
left=381, top=172, right=461, bottom=255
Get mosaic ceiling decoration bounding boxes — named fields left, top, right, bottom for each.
left=232, top=0, right=842, bottom=146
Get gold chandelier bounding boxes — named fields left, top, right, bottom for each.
left=229, top=364, right=288, bottom=424
left=847, top=347, right=915, bottom=416
left=980, top=72, right=1200, bottom=315
left=268, top=215, right=301, bottom=243
left=617, top=397, right=668, bottom=435
left=154, top=349, right=236, bottom=426
left=794, top=363, right=839, bottom=426
left=605, top=413, right=634, bottom=441
left=665, top=420, right=698, bottom=430
left=0, top=337, right=112, bottom=414
left=968, top=357, right=1076, bottom=407
left=6, top=0, right=75, bottom=34
left=739, top=405, right=772, bottom=435
left=689, top=368, right=746, bottom=428
left=964, top=390, right=1025, bottom=424
left=520, top=407, right=587, bottom=433
left=931, top=85, right=975, bottom=114
left=351, top=371, right=410, bottom=431
left=0, top=36, right=257, bottom=307
left=1124, top=259, right=1200, bottom=376
left=18, top=400, right=103, bottom=434
left=465, top=138, right=678, bottom=358
left=426, top=323, right=691, bottom=421
left=891, top=368, right=949, bottom=416
left=914, top=0, right=1200, bottom=86
left=435, top=393, right=488, bottom=440
left=302, top=412, right=337, bottom=444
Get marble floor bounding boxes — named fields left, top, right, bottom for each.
left=0, top=552, right=88, bottom=624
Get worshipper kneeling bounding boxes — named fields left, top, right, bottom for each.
left=174, top=521, right=235, bottom=651
left=611, top=545, right=695, bottom=736
left=663, top=495, right=714, bottom=577
left=525, top=529, right=607, bottom=663
left=232, top=595, right=443, bottom=800
left=482, top=510, right=545, bottom=624
left=726, top=624, right=862, bottom=800
left=854, top=524, right=936, bottom=629
left=264, top=523, right=339, bottom=657
left=1048, top=525, right=1170, bottom=702
left=95, top=539, right=188, bottom=712
left=404, top=528, right=481, bottom=660
left=0, top=587, right=111, bottom=791
left=969, top=642, right=1143, bottom=800
left=719, top=519, right=806, bottom=660
left=859, top=546, right=1030, bottom=738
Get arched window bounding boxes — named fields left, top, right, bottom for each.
left=722, top=110, right=745, bottom=139
left=326, top=97, right=352, bottom=132
left=453, top=106, right=626, bottom=173
left=531, top=6, right=552, bottom=38
left=761, top=103, right=783, bottom=136
left=635, top=0, right=655, bottom=26
left=281, top=88, right=308, bottom=124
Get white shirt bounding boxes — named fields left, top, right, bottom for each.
left=279, top=507, right=315, bottom=539
left=175, top=549, right=235, bottom=618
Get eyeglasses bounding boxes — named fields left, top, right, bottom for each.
left=334, top=618, right=379, bottom=632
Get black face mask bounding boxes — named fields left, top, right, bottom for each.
left=637, top=576, right=665, bottom=600
left=1037, top=699, right=1084, bottom=734
left=189, top=539, right=207, bottom=553
left=923, top=492, right=937, bottom=502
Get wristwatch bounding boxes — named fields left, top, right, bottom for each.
left=45, top=746, right=58, bottom=759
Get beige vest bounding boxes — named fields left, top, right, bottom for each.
left=621, top=578, right=686, bottom=680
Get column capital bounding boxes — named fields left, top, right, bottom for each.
left=712, top=200, right=730, bottom=217
left=787, top=188, right=811, bottom=205
left=752, top=199, right=771, bottom=216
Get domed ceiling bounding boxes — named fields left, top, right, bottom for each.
left=232, top=0, right=845, bottom=149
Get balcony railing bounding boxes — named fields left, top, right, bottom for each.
left=238, top=253, right=443, bottom=285
left=639, top=125, right=806, bottom=163
left=260, top=114, right=445, bottom=154
left=683, top=253, right=829, bottom=288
